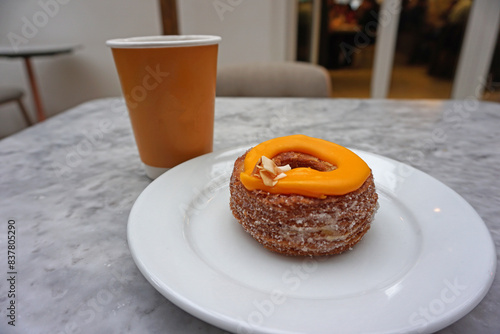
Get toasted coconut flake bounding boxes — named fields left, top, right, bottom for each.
left=277, top=165, right=291, bottom=173
left=252, top=155, right=291, bottom=187
left=274, top=172, right=288, bottom=180
left=259, top=170, right=276, bottom=186
left=261, top=156, right=276, bottom=173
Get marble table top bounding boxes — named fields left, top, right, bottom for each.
left=0, top=97, right=498, bottom=334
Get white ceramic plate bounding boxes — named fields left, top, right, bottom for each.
left=128, top=146, right=496, bottom=334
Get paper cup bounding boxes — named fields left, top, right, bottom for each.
left=107, top=35, right=221, bottom=179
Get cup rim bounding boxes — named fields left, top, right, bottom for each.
left=106, top=35, right=221, bottom=48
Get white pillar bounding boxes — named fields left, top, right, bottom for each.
left=451, top=0, right=500, bottom=100
left=310, top=0, right=322, bottom=64
left=370, top=0, right=402, bottom=98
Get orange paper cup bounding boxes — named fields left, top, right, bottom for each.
left=107, top=35, right=221, bottom=179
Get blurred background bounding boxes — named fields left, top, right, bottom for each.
left=299, top=0, right=499, bottom=99
left=0, top=0, right=498, bottom=138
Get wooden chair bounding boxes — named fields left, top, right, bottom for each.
left=0, top=87, right=32, bottom=126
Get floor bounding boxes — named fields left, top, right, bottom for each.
left=329, top=65, right=454, bottom=99
left=328, top=47, right=500, bottom=102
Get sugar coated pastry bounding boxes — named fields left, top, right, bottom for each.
left=229, top=134, right=378, bottom=256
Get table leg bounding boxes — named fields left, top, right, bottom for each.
left=23, top=57, right=46, bottom=122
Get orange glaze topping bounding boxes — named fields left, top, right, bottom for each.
left=240, top=134, right=371, bottom=198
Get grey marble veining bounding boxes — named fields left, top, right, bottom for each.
left=0, top=97, right=498, bottom=334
